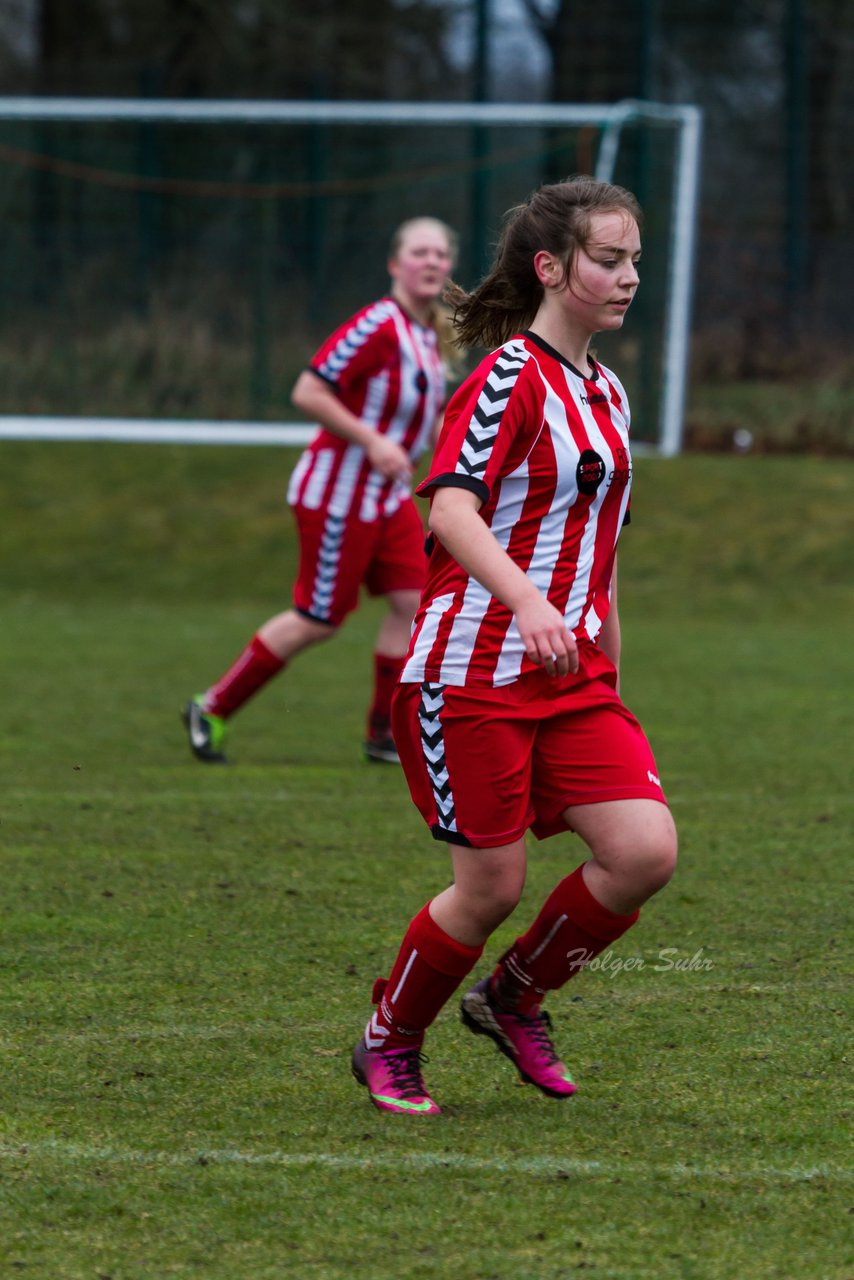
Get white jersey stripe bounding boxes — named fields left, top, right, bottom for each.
left=286, top=449, right=312, bottom=506
left=291, top=296, right=446, bottom=524
left=361, top=369, right=391, bottom=429
left=300, top=448, right=335, bottom=510
left=489, top=390, right=579, bottom=683
left=401, top=592, right=456, bottom=682
left=359, top=470, right=384, bottom=523
left=409, top=324, right=442, bottom=457
left=482, top=460, right=533, bottom=686
left=388, top=311, right=421, bottom=445
left=328, top=444, right=364, bottom=519
left=402, top=334, right=633, bottom=688
left=559, top=368, right=622, bottom=634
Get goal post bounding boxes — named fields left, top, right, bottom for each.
left=0, top=97, right=701, bottom=455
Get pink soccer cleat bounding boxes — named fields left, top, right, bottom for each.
left=351, top=1039, right=441, bottom=1115
left=461, top=978, right=577, bottom=1099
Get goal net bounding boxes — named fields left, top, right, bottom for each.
left=0, top=98, right=701, bottom=454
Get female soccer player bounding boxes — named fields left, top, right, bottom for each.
left=351, top=177, right=678, bottom=1114
left=183, top=216, right=457, bottom=765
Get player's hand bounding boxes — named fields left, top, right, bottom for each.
left=366, top=434, right=414, bottom=483
left=515, top=596, right=579, bottom=677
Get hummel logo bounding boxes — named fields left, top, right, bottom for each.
left=365, top=1017, right=390, bottom=1051
left=648, top=770, right=661, bottom=787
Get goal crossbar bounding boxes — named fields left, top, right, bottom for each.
left=0, top=97, right=694, bottom=128
left=0, top=96, right=702, bottom=456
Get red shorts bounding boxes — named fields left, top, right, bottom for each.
left=392, top=647, right=667, bottom=848
left=291, top=498, right=427, bottom=626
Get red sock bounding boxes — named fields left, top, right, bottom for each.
left=367, top=652, right=405, bottom=739
left=204, top=633, right=285, bottom=718
left=491, top=864, right=639, bottom=1014
left=366, top=903, right=483, bottom=1051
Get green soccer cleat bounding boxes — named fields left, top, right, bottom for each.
left=182, top=696, right=228, bottom=763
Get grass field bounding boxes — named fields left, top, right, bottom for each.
left=1, top=444, right=852, bottom=1279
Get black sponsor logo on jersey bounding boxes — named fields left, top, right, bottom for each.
left=609, top=444, right=632, bottom=487
left=580, top=392, right=608, bottom=406
left=576, top=449, right=606, bottom=495
left=414, top=369, right=429, bottom=394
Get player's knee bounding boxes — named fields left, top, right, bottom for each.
left=464, top=876, right=524, bottom=934
left=298, top=614, right=339, bottom=645
left=386, top=589, right=420, bottom=622
left=489, top=882, right=525, bottom=927
left=633, top=819, right=678, bottom=896
left=642, top=844, right=677, bottom=895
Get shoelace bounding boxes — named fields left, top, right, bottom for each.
left=384, top=1050, right=431, bottom=1099
left=512, top=1010, right=561, bottom=1065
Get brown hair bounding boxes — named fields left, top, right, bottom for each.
left=445, top=176, right=643, bottom=350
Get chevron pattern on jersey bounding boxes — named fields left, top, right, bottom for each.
left=418, top=682, right=458, bottom=835
left=310, top=513, right=346, bottom=620
left=317, top=301, right=395, bottom=381
left=456, top=340, right=530, bottom=482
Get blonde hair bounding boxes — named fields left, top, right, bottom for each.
left=389, top=216, right=462, bottom=372
left=389, top=216, right=459, bottom=264
left=446, top=176, right=642, bottom=350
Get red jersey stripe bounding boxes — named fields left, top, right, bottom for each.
left=402, top=333, right=633, bottom=688
left=288, top=297, right=445, bottom=523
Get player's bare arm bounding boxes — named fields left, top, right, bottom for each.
left=428, top=486, right=579, bottom=676
left=291, top=370, right=413, bottom=482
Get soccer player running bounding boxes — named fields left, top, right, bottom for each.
left=183, top=216, right=457, bottom=765
left=352, top=177, right=678, bottom=1115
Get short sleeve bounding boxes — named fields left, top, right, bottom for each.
left=309, top=301, right=397, bottom=396
left=417, top=340, right=539, bottom=505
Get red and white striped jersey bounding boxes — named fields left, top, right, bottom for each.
left=287, top=297, right=446, bottom=522
left=401, top=332, right=633, bottom=688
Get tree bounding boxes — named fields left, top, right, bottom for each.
left=24, top=0, right=459, bottom=99
left=521, top=0, right=646, bottom=102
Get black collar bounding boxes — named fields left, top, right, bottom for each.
left=521, top=330, right=599, bottom=381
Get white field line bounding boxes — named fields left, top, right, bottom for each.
left=0, top=1140, right=849, bottom=1185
